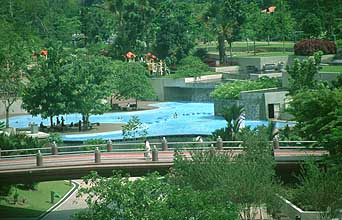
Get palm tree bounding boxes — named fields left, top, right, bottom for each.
left=222, top=103, right=245, bottom=140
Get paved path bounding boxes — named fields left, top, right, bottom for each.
left=42, top=180, right=87, bottom=220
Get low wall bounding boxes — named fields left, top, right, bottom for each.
left=0, top=99, right=27, bottom=119
left=150, top=75, right=223, bottom=102
left=279, top=196, right=326, bottom=220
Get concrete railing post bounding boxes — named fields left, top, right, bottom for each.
left=51, top=141, right=58, bottom=155
left=106, top=139, right=112, bottom=152
left=36, top=150, right=43, bottom=167
left=95, top=147, right=101, bottom=163
left=152, top=145, right=159, bottom=162
left=216, top=136, right=223, bottom=150
left=161, top=137, right=168, bottom=151
left=273, top=136, right=280, bottom=149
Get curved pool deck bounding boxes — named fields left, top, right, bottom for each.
left=3, top=102, right=293, bottom=141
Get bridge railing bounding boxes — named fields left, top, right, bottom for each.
left=0, top=139, right=321, bottom=159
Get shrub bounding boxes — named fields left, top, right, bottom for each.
left=175, top=56, right=210, bottom=77
left=210, top=77, right=281, bottom=100
left=0, top=133, right=42, bottom=152
left=336, top=39, right=342, bottom=48
left=294, top=39, right=336, bottom=56
left=192, top=48, right=208, bottom=61
left=293, top=161, right=342, bottom=218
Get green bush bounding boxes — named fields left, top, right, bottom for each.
left=174, top=56, right=210, bottom=77
left=0, top=133, right=42, bottom=152
left=293, top=161, right=342, bottom=217
left=192, top=48, right=208, bottom=61
left=210, top=77, right=280, bottom=100
left=336, top=39, right=342, bottom=48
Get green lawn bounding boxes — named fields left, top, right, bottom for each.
left=207, top=51, right=294, bottom=57
left=0, top=181, right=73, bottom=219
left=234, top=51, right=294, bottom=57
left=197, top=41, right=295, bottom=49
left=321, top=65, right=342, bottom=73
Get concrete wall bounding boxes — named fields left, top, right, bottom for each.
left=214, top=88, right=289, bottom=120
left=0, top=99, right=27, bottom=118
left=279, top=196, right=326, bottom=220
left=149, top=75, right=223, bottom=102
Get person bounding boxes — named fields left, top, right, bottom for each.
left=173, top=112, right=178, bottom=118
left=56, top=117, right=60, bottom=125
left=61, top=116, right=65, bottom=127
left=144, top=140, right=151, bottom=159
left=78, top=120, right=82, bottom=132
left=195, top=136, right=203, bottom=142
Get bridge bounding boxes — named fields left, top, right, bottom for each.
left=0, top=140, right=328, bottom=184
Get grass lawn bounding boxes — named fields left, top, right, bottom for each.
left=197, top=41, right=295, bottom=49
left=207, top=51, right=294, bottom=57
left=321, top=65, right=342, bottom=73
left=0, top=181, right=73, bottom=219
left=234, top=51, right=294, bottom=57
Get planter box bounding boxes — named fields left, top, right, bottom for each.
left=279, top=196, right=327, bottom=220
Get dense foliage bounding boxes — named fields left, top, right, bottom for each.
left=210, top=77, right=281, bottom=100
left=289, top=88, right=342, bottom=157
left=74, top=172, right=239, bottom=220
left=172, top=56, right=211, bottom=78
left=294, top=39, right=337, bottom=56
left=293, top=161, right=342, bottom=218
left=286, top=51, right=322, bottom=94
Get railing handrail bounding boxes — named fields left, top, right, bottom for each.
left=0, top=140, right=323, bottom=159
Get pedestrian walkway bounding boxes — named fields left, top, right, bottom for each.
left=42, top=180, right=87, bottom=220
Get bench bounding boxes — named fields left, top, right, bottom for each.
left=263, top=63, right=277, bottom=73
left=246, top=65, right=258, bottom=74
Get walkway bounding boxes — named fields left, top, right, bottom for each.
left=41, top=180, right=87, bottom=220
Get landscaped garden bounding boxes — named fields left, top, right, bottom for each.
left=0, top=181, right=73, bottom=219
left=0, top=0, right=341, bottom=219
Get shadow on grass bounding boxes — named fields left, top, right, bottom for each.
left=0, top=205, right=43, bottom=218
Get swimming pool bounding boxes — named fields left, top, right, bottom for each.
left=3, top=102, right=292, bottom=141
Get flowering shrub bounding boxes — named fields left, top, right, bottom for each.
left=294, top=39, right=336, bottom=56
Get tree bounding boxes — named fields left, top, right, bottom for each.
left=106, top=0, right=156, bottom=58
left=222, top=104, right=245, bottom=141
left=273, top=0, right=295, bottom=52
left=74, top=172, right=239, bottom=220
left=173, top=126, right=280, bottom=220
left=122, top=116, right=147, bottom=140
left=0, top=22, right=28, bottom=128
left=114, top=62, right=155, bottom=106
left=286, top=51, right=322, bottom=94
left=289, top=88, right=342, bottom=157
left=22, top=42, right=70, bottom=126
left=154, top=1, right=197, bottom=64
left=241, top=2, right=263, bottom=55
left=205, top=0, right=245, bottom=64
left=293, top=160, right=342, bottom=219
left=63, top=53, right=117, bottom=127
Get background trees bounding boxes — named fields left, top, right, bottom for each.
left=205, top=0, right=245, bottom=64
left=0, top=22, right=28, bottom=128
left=22, top=42, right=69, bottom=126
left=114, top=62, right=155, bottom=106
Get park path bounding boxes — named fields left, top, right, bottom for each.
left=41, top=180, right=87, bottom=220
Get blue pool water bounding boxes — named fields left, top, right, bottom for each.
left=3, top=102, right=292, bottom=141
